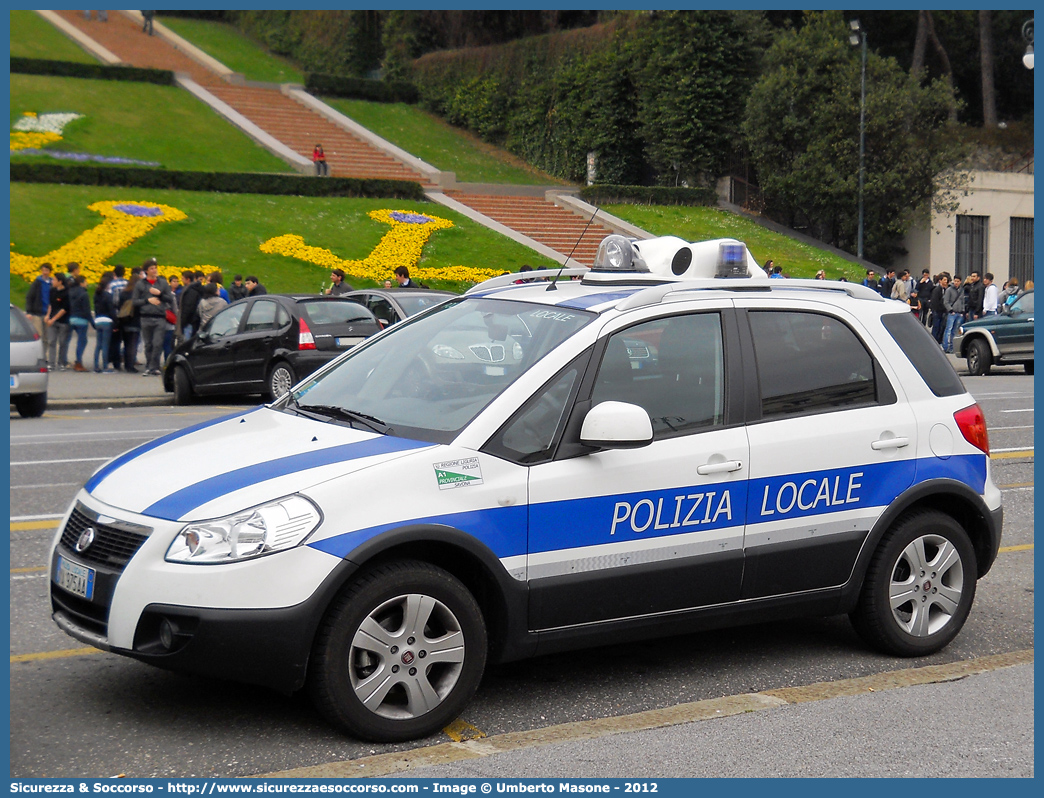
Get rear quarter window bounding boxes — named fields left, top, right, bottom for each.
left=300, top=301, right=377, bottom=327
left=880, top=311, right=965, bottom=397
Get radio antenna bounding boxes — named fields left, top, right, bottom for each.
left=547, top=205, right=599, bottom=291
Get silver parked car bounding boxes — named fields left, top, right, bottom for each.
left=10, top=304, right=48, bottom=417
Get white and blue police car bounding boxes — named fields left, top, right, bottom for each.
left=50, top=234, right=1002, bottom=742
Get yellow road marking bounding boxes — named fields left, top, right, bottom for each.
left=443, top=718, right=487, bottom=742
left=259, top=649, right=1033, bottom=778
left=11, top=566, right=46, bottom=574
left=997, top=482, right=1034, bottom=489
left=11, top=647, right=102, bottom=663
left=998, top=543, right=1033, bottom=553
left=991, top=450, right=1033, bottom=460
left=10, top=520, right=60, bottom=531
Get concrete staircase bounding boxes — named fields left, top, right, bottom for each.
left=46, top=11, right=627, bottom=264
left=445, top=193, right=617, bottom=266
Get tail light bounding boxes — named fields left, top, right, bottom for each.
left=954, top=403, right=989, bottom=455
left=298, top=318, right=316, bottom=350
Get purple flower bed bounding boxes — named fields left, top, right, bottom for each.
left=113, top=204, right=164, bottom=217
left=13, top=149, right=161, bottom=167
left=390, top=211, right=433, bottom=225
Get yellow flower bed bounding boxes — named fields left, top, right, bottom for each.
left=10, top=200, right=187, bottom=284
left=10, top=131, right=63, bottom=151
left=260, top=208, right=504, bottom=285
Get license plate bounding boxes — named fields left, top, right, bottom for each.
left=10, top=375, right=17, bottom=389
left=54, top=555, right=95, bottom=600
left=336, top=337, right=364, bottom=347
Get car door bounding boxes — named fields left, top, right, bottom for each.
left=519, top=305, right=749, bottom=630
left=736, top=303, right=917, bottom=598
left=993, top=291, right=1033, bottom=356
left=189, top=302, right=248, bottom=391
left=235, top=298, right=289, bottom=388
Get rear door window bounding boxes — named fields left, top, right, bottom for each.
left=748, top=311, right=881, bottom=418
left=243, top=299, right=281, bottom=332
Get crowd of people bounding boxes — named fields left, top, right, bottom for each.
left=23, top=259, right=269, bottom=376
left=860, top=266, right=1029, bottom=353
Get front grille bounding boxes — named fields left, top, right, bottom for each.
left=52, top=587, right=108, bottom=635
left=59, top=507, right=150, bottom=570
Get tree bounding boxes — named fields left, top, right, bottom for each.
left=742, top=12, right=965, bottom=263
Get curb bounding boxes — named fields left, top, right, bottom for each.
left=47, top=396, right=172, bottom=411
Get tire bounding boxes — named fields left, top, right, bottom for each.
left=266, top=361, right=295, bottom=401
left=14, top=392, right=46, bottom=418
left=1024, top=360, right=1034, bottom=375
left=308, top=560, right=487, bottom=742
left=172, top=366, right=194, bottom=406
left=966, top=338, right=992, bottom=376
left=851, top=510, right=977, bottom=657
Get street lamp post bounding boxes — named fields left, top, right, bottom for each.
left=1023, top=18, right=1034, bottom=70
left=849, top=19, right=867, bottom=260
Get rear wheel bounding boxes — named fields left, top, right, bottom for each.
left=172, top=366, right=194, bottom=405
left=266, top=361, right=295, bottom=401
left=851, top=510, right=976, bottom=657
left=966, top=338, right=992, bottom=376
left=309, top=561, right=487, bottom=742
left=14, top=392, right=46, bottom=418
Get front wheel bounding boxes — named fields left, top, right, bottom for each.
left=851, top=510, right=977, bottom=657
left=966, top=338, right=992, bottom=376
left=309, top=561, right=487, bottom=742
left=172, top=366, right=194, bottom=406
left=15, top=392, right=46, bottom=418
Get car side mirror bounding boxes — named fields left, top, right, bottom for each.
left=580, top=401, right=653, bottom=449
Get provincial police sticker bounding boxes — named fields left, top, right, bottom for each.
left=434, top=458, right=483, bottom=490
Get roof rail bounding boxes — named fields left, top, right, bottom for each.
left=466, top=267, right=590, bottom=294
left=615, top=278, right=885, bottom=311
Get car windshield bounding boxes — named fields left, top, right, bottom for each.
left=283, top=297, right=594, bottom=442
left=300, top=300, right=376, bottom=326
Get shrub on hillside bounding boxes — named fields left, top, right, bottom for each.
left=10, top=163, right=427, bottom=200
left=10, top=57, right=175, bottom=85
left=305, top=73, right=418, bottom=103
left=581, top=185, right=717, bottom=207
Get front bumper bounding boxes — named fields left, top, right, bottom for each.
left=49, top=493, right=355, bottom=693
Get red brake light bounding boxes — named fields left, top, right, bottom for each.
left=954, top=403, right=989, bottom=455
left=298, top=317, right=316, bottom=350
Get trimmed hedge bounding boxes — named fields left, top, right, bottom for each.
left=305, top=72, right=419, bottom=103
left=10, top=57, right=176, bottom=85
left=581, top=185, right=717, bottom=207
left=10, top=163, right=427, bottom=200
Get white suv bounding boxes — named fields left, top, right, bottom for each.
left=49, top=235, right=1002, bottom=742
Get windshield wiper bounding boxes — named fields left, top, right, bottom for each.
left=297, top=404, right=390, bottom=434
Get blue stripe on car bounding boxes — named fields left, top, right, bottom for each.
left=85, top=408, right=260, bottom=493
left=309, top=455, right=988, bottom=561
left=144, top=436, right=431, bottom=520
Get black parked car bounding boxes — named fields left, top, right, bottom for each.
left=164, top=294, right=382, bottom=404
left=343, top=288, right=454, bottom=327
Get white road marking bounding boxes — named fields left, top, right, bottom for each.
left=10, top=457, right=110, bottom=466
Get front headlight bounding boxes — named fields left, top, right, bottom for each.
left=166, top=495, right=322, bottom=564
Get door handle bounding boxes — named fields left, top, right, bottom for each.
left=871, top=437, right=909, bottom=450
left=696, top=460, right=743, bottom=475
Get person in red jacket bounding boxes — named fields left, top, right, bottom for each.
left=312, top=144, right=328, bottom=177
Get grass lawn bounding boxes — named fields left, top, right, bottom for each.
left=605, top=204, right=864, bottom=281
left=10, top=10, right=98, bottom=64
left=326, top=98, right=570, bottom=186
left=160, top=17, right=305, bottom=84
left=9, top=183, right=560, bottom=307
left=10, top=74, right=293, bottom=173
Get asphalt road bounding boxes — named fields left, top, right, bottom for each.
left=8, top=376, right=1034, bottom=778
